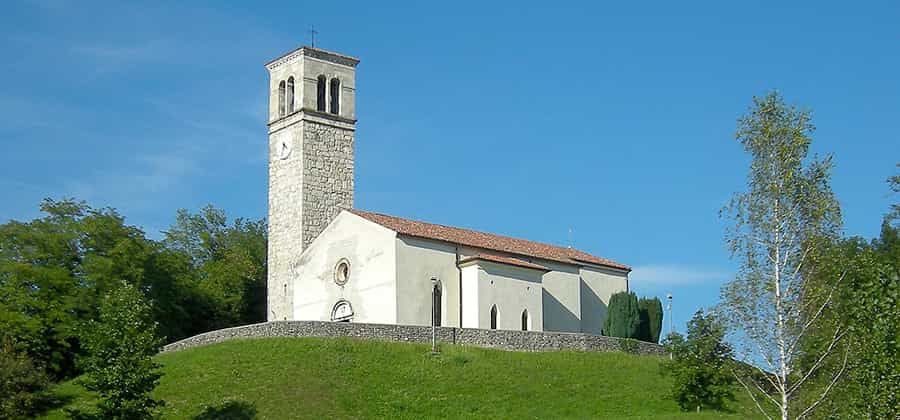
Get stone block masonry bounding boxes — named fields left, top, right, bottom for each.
left=267, top=117, right=355, bottom=321
left=162, top=321, right=666, bottom=356
left=301, top=120, right=354, bottom=249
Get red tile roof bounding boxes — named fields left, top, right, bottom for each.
left=347, top=209, right=631, bottom=272
left=459, top=253, right=551, bottom=271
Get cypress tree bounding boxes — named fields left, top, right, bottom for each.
left=639, top=297, right=664, bottom=343
left=637, top=298, right=652, bottom=341
left=604, top=291, right=640, bottom=338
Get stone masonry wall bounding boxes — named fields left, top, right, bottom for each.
left=266, top=125, right=302, bottom=321
left=301, top=120, right=354, bottom=249
left=162, top=321, right=666, bottom=356
left=267, top=118, right=354, bottom=321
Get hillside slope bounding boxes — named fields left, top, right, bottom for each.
left=42, top=338, right=756, bottom=419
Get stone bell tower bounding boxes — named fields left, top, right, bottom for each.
left=265, top=46, right=359, bottom=321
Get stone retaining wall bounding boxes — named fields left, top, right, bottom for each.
left=162, top=321, right=666, bottom=356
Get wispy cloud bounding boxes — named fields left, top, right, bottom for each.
left=0, top=95, right=72, bottom=130
left=133, top=153, right=197, bottom=192
left=630, top=264, right=731, bottom=287
left=62, top=149, right=198, bottom=206
left=24, top=0, right=72, bottom=13
left=71, top=43, right=159, bottom=61
left=68, top=40, right=176, bottom=74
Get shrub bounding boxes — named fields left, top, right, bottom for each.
left=77, top=282, right=164, bottom=419
left=0, top=339, right=50, bottom=419
left=604, top=291, right=640, bottom=338
left=662, top=309, right=735, bottom=413
left=618, top=338, right=640, bottom=354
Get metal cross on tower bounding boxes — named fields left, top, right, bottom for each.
left=309, top=26, right=318, bottom=48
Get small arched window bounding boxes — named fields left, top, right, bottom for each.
left=432, top=280, right=442, bottom=327
left=490, top=305, right=498, bottom=330
left=316, top=75, right=326, bottom=112
left=331, top=299, right=353, bottom=322
left=277, top=80, right=286, bottom=117
left=329, top=78, right=340, bottom=115
left=521, top=310, right=530, bottom=331
left=286, top=77, right=295, bottom=113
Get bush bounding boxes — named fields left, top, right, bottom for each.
left=0, top=340, right=50, bottom=419
left=77, top=283, right=164, bottom=419
left=618, top=338, right=640, bottom=354
left=662, top=310, right=735, bottom=412
left=604, top=291, right=640, bottom=338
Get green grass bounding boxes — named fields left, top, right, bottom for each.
left=40, top=338, right=758, bottom=419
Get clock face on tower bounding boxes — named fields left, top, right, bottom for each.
left=278, top=139, right=291, bottom=160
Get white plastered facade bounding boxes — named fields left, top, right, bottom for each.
left=291, top=212, right=397, bottom=324
left=289, top=210, right=629, bottom=333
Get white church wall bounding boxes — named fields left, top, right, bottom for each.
left=540, top=262, right=583, bottom=333
left=460, top=265, right=480, bottom=328
left=579, top=266, right=629, bottom=335
left=395, top=236, right=461, bottom=327
left=473, top=261, right=544, bottom=331
left=291, top=211, right=397, bottom=324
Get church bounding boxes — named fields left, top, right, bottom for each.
left=265, top=45, right=631, bottom=334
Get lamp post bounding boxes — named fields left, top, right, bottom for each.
left=431, top=276, right=438, bottom=354
left=666, top=293, right=674, bottom=336
left=667, top=293, right=674, bottom=360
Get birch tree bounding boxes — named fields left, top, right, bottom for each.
left=720, top=92, right=844, bottom=420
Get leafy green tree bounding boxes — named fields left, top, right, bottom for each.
left=0, top=339, right=50, bottom=419
left=841, top=233, right=899, bottom=418
left=0, top=199, right=198, bottom=377
left=0, top=199, right=113, bottom=378
left=888, top=163, right=900, bottom=224
left=604, top=291, right=640, bottom=339
left=798, top=171, right=899, bottom=418
left=721, top=92, right=845, bottom=420
left=163, top=205, right=267, bottom=329
left=78, top=282, right=164, bottom=419
left=662, top=310, right=735, bottom=413
left=638, top=297, right=664, bottom=343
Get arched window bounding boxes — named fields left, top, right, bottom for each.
left=331, top=300, right=353, bottom=322
left=277, top=80, right=286, bottom=117
left=286, top=77, right=295, bottom=113
left=432, top=280, right=442, bottom=327
left=329, top=78, right=340, bottom=115
left=316, top=75, right=326, bottom=112
left=521, top=310, right=530, bottom=331
left=490, top=305, right=498, bottom=330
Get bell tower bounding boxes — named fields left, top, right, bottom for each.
left=265, top=46, right=359, bottom=321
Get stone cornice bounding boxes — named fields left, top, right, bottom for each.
left=268, top=108, right=357, bottom=134
left=266, top=46, right=360, bottom=71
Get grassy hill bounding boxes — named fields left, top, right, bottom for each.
left=41, top=338, right=757, bottom=419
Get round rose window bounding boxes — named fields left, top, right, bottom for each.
left=334, top=259, right=350, bottom=286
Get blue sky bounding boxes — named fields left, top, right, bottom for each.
left=2, top=1, right=898, bottom=332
